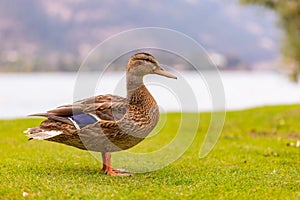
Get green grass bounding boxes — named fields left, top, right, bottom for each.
left=1, top=105, right=300, bottom=199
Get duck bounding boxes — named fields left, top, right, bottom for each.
left=25, top=52, right=177, bottom=176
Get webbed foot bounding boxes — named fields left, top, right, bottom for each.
left=101, top=152, right=132, bottom=176
left=105, top=168, right=132, bottom=177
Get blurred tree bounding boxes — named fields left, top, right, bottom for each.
left=240, top=0, right=300, bottom=82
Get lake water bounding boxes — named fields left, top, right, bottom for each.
left=1, top=71, right=300, bottom=119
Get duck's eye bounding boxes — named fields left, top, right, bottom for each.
left=144, top=58, right=153, bottom=63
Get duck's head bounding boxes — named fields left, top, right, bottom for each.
left=126, top=52, right=177, bottom=79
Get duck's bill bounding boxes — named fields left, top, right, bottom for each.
left=153, top=69, right=177, bottom=79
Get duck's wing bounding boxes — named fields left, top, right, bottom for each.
left=41, top=94, right=128, bottom=121
left=76, top=94, right=128, bottom=120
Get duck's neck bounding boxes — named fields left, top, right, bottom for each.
left=126, top=73, right=145, bottom=99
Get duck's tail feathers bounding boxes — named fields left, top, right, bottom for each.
left=28, top=113, right=49, bottom=117
left=24, top=127, right=62, bottom=140
left=28, top=113, right=73, bottom=125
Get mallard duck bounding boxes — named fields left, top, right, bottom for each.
left=25, top=52, right=177, bottom=176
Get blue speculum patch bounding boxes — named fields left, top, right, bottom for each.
left=69, top=113, right=98, bottom=128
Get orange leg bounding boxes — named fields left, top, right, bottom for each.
left=101, top=152, right=132, bottom=176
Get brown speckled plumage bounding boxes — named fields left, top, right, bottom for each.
left=25, top=52, right=177, bottom=176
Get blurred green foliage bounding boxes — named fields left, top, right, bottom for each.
left=240, top=0, right=300, bottom=82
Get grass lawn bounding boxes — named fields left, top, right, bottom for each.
left=0, top=105, right=299, bottom=199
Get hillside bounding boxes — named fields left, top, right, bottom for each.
left=0, top=0, right=280, bottom=71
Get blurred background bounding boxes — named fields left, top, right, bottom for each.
left=0, top=0, right=300, bottom=118
left=0, top=0, right=281, bottom=71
